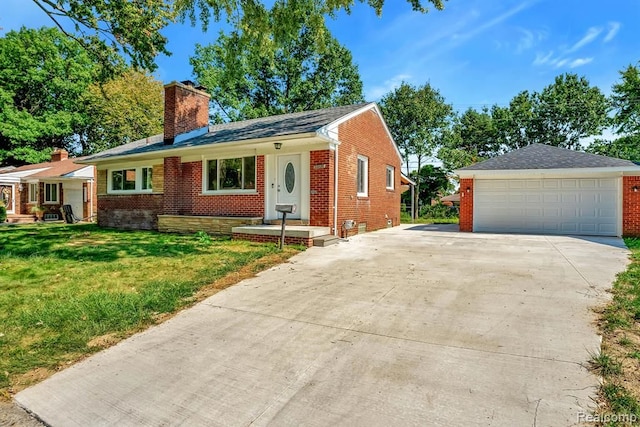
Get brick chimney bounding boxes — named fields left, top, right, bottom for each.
left=164, top=81, right=210, bottom=145
left=51, top=148, right=68, bottom=162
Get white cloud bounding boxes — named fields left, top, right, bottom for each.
left=366, top=74, right=412, bottom=101
left=554, top=58, right=569, bottom=68
left=455, top=2, right=533, bottom=42
left=533, top=51, right=554, bottom=65
left=516, top=28, right=547, bottom=53
left=569, top=58, right=593, bottom=68
left=604, top=22, right=621, bottom=42
left=567, top=26, right=603, bottom=53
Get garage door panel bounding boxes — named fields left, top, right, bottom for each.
left=474, top=178, right=619, bottom=236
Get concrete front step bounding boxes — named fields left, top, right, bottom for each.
left=312, top=235, right=341, bottom=247
left=264, top=219, right=310, bottom=226
left=7, top=215, right=36, bottom=224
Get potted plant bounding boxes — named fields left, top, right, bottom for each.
left=30, top=205, right=45, bottom=221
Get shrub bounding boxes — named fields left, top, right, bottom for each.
left=420, top=202, right=459, bottom=219
left=0, top=205, right=6, bottom=222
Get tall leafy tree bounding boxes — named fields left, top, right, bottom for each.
left=380, top=82, right=453, bottom=217
left=80, top=70, right=164, bottom=154
left=587, top=63, right=640, bottom=161
left=190, top=0, right=364, bottom=122
left=531, top=73, right=608, bottom=149
left=438, top=107, right=500, bottom=170
left=31, top=0, right=446, bottom=72
left=0, top=27, right=98, bottom=164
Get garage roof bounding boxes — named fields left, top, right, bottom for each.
left=459, top=143, right=637, bottom=170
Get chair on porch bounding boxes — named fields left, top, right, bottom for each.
left=62, top=204, right=81, bottom=224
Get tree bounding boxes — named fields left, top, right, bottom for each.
left=587, top=63, right=640, bottom=161
left=190, top=0, right=364, bottom=122
left=438, top=107, right=500, bottom=170
left=32, top=0, right=446, bottom=72
left=0, top=27, right=98, bottom=164
left=401, top=164, right=450, bottom=210
left=531, top=73, right=609, bottom=149
left=79, top=70, right=164, bottom=154
left=380, top=82, right=453, bottom=218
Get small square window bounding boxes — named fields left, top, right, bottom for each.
left=357, top=155, right=368, bottom=197
left=142, top=167, right=153, bottom=190
left=386, top=166, right=395, bottom=190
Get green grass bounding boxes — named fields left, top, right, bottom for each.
left=595, top=237, right=640, bottom=424
left=400, top=212, right=459, bottom=225
left=0, top=223, right=300, bottom=397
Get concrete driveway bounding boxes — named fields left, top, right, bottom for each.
left=16, top=225, right=629, bottom=426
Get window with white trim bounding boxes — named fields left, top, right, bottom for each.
left=386, top=165, right=395, bottom=190
left=29, top=183, right=38, bottom=203
left=109, top=167, right=153, bottom=193
left=205, top=157, right=256, bottom=192
left=44, top=183, right=58, bottom=203
left=357, top=155, right=368, bottom=197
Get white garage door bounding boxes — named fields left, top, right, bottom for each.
left=474, top=178, right=619, bottom=236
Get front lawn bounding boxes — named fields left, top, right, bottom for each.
left=593, top=237, right=640, bottom=424
left=0, top=223, right=301, bottom=399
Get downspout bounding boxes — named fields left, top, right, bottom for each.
left=333, top=145, right=339, bottom=236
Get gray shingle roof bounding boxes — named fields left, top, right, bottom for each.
left=82, top=103, right=370, bottom=162
left=459, top=143, right=638, bottom=170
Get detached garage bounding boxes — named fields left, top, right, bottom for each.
left=455, top=144, right=640, bottom=237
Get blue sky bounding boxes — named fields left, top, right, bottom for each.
left=2, top=0, right=639, bottom=113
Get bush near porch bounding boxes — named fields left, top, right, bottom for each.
left=0, top=223, right=301, bottom=400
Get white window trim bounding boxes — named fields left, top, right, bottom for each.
left=202, top=156, right=258, bottom=195
left=28, top=182, right=38, bottom=203
left=107, top=166, right=154, bottom=194
left=43, top=182, right=59, bottom=204
left=386, top=165, right=395, bottom=190
left=357, top=155, right=369, bottom=197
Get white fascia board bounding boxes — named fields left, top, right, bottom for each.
left=401, top=172, right=416, bottom=186
left=320, top=103, right=403, bottom=162
left=455, top=166, right=640, bottom=179
left=0, top=168, right=50, bottom=179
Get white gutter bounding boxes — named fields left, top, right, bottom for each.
left=455, top=165, right=640, bottom=178
left=334, top=144, right=339, bottom=236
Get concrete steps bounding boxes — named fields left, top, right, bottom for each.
left=7, top=215, right=36, bottom=224
left=264, top=219, right=310, bottom=226
left=313, top=235, right=341, bottom=247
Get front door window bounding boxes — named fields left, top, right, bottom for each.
left=0, top=185, right=14, bottom=213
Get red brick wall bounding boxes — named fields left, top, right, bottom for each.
left=177, top=156, right=265, bottom=217
left=232, top=232, right=313, bottom=247
left=98, top=194, right=164, bottom=230
left=163, top=156, right=182, bottom=215
left=336, top=109, right=401, bottom=235
left=164, top=82, right=210, bottom=142
left=459, top=178, right=473, bottom=232
left=309, top=150, right=334, bottom=228
left=623, top=176, right=640, bottom=237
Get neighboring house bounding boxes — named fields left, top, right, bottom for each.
left=455, top=143, right=640, bottom=237
left=0, top=149, right=96, bottom=223
left=77, top=81, right=403, bottom=246
left=439, top=193, right=460, bottom=207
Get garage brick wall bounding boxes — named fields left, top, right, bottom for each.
left=459, top=178, right=474, bottom=232
left=623, top=176, right=640, bottom=237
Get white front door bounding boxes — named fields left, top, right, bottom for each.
left=277, top=154, right=301, bottom=219
left=64, top=181, right=84, bottom=220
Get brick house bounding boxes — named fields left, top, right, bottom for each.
left=78, top=81, right=403, bottom=246
left=0, top=149, right=96, bottom=223
left=455, top=143, right=640, bottom=237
